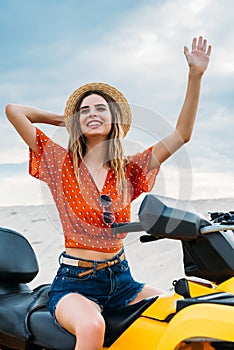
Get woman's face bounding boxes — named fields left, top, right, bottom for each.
left=79, top=93, right=112, bottom=139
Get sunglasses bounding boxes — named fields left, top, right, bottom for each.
left=100, top=194, right=115, bottom=224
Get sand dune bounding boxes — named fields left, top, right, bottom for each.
left=0, top=196, right=233, bottom=290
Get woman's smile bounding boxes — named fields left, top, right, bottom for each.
left=86, top=119, right=104, bottom=128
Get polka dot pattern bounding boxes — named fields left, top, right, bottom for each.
left=29, top=128, right=159, bottom=252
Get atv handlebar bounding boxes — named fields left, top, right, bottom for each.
left=112, top=221, right=234, bottom=235
left=111, top=222, right=143, bottom=234
left=111, top=195, right=234, bottom=240
left=200, top=224, right=234, bottom=234
left=111, top=194, right=200, bottom=240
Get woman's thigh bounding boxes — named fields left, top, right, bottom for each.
left=128, top=284, right=167, bottom=305
left=55, top=292, right=104, bottom=336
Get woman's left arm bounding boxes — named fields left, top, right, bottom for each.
left=149, top=36, right=212, bottom=170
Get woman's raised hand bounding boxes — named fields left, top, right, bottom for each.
left=184, top=36, right=212, bottom=75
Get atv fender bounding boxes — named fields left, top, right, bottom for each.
left=156, top=303, right=234, bottom=350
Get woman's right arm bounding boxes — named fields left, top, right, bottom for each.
left=5, top=104, right=64, bottom=153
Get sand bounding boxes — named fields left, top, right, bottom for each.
left=0, top=196, right=233, bottom=291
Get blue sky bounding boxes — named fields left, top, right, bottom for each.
left=1, top=0, right=234, bottom=205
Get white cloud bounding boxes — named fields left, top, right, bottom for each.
left=1, top=0, right=234, bottom=204
left=2, top=0, right=234, bottom=113
left=191, top=171, right=234, bottom=199
left=0, top=123, right=28, bottom=163
left=53, top=0, right=234, bottom=121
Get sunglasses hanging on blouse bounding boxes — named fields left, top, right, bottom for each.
left=100, top=194, right=115, bottom=225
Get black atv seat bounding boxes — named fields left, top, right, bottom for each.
left=28, top=286, right=157, bottom=349
left=0, top=227, right=157, bottom=349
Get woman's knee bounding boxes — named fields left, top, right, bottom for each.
left=74, top=314, right=105, bottom=349
left=55, top=293, right=105, bottom=348
left=78, top=315, right=105, bottom=342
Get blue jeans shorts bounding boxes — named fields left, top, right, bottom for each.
left=47, top=248, right=145, bottom=318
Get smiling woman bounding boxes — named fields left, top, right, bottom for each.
left=5, top=36, right=212, bottom=350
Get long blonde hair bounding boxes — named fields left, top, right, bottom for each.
left=68, top=90, right=128, bottom=193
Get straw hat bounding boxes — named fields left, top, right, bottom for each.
left=64, top=82, right=132, bottom=136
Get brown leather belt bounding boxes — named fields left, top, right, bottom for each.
left=61, top=252, right=125, bottom=277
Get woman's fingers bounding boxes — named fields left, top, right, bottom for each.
left=197, top=36, right=203, bottom=50
left=192, top=37, right=197, bottom=51
left=202, top=39, right=207, bottom=52
left=184, top=45, right=189, bottom=56
left=207, top=44, right=212, bottom=56
left=191, top=36, right=212, bottom=56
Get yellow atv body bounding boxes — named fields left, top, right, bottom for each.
left=103, top=277, right=234, bottom=350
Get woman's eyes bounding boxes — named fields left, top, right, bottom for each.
left=80, top=109, right=88, bottom=114
left=80, top=107, right=106, bottom=114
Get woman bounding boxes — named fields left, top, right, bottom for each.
left=6, top=36, right=211, bottom=350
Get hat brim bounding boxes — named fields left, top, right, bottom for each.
left=64, top=82, right=132, bottom=137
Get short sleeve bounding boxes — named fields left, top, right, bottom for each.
left=29, top=127, right=67, bottom=186
left=126, top=146, right=160, bottom=200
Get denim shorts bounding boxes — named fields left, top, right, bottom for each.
left=47, top=248, right=145, bottom=318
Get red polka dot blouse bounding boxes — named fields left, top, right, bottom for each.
left=29, top=128, right=159, bottom=252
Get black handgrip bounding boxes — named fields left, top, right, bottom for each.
left=140, top=235, right=161, bottom=243
left=111, top=222, right=143, bottom=234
